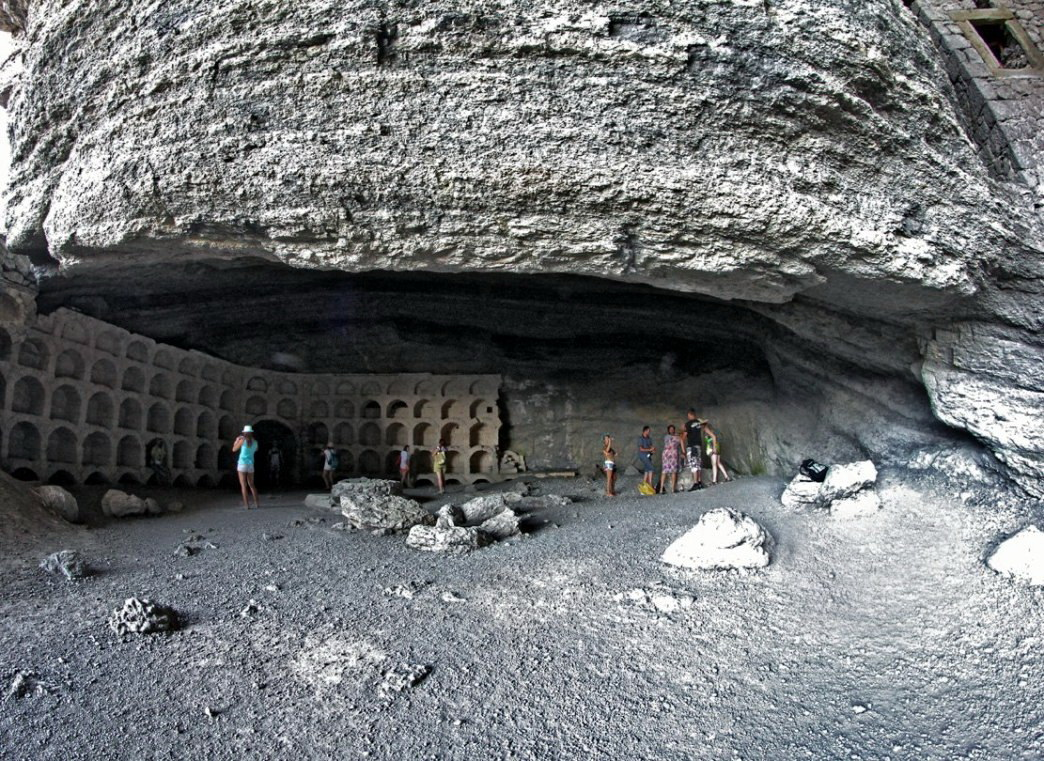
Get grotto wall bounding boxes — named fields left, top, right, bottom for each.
left=0, top=0, right=1042, bottom=493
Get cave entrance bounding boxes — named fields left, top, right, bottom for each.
left=252, top=419, right=296, bottom=489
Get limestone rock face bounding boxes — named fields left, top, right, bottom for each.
left=781, top=460, right=881, bottom=517
left=5, top=0, right=1044, bottom=493
left=337, top=479, right=433, bottom=532
left=987, top=527, right=1044, bottom=587
left=405, top=525, right=492, bottom=555
left=661, top=508, right=771, bottom=571
left=33, top=485, right=80, bottom=524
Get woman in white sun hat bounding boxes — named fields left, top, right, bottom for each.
left=233, top=425, right=260, bottom=509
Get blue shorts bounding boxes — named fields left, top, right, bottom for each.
left=639, top=453, right=654, bottom=473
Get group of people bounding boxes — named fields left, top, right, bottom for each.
left=602, top=409, right=731, bottom=497
left=231, top=426, right=456, bottom=510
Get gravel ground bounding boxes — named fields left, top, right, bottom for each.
left=2, top=473, right=1043, bottom=760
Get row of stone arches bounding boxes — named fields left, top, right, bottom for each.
left=297, top=446, right=496, bottom=477
left=300, top=420, right=496, bottom=448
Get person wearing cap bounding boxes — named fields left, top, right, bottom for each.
left=682, top=409, right=705, bottom=492
left=322, top=441, right=338, bottom=490
left=233, top=425, right=260, bottom=509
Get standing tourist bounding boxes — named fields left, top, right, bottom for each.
left=322, top=441, right=338, bottom=490
left=657, top=424, right=684, bottom=494
left=702, top=420, right=732, bottom=485
left=269, top=445, right=282, bottom=486
left=399, top=445, right=411, bottom=487
left=433, top=439, right=448, bottom=494
left=232, top=425, right=260, bottom=510
left=637, top=426, right=656, bottom=488
left=603, top=434, right=617, bottom=497
left=682, top=409, right=705, bottom=492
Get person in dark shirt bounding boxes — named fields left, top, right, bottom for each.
left=637, top=426, right=656, bottom=488
left=682, top=409, right=705, bottom=491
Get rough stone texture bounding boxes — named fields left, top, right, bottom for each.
left=107, top=598, right=178, bottom=635
left=822, top=461, right=879, bottom=502
left=2, top=0, right=1044, bottom=495
left=829, top=490, right=883, bottom=519
left=39, top=549, right=86, bottom=580
left=100, top=489, right=148, bottom=518
left=987, top=526, right=1044, bottom=586
left=661, top=508, right=771, bottom=571
left=332, top=479, right=402, bottom=500
left=32, top=485, right=80, bottom=523
left=459, top=494, right=512, bottom=524
left=435, top=504, right=465, bottom=529
left=781, top=460, right=881, bottom=516
left=478, top=508, right=521, bottom=541
left=339, top=488, right=434, bottom=533
left=304, top=494, right=334, bottom=510
left=780, top=476, right=824, bottom=510
left=405, top=525, right=492, bottom=555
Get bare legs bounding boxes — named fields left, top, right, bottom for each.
left=605, top=467, right=616, bottom=497
left=238, top=470, right=259, bottom=509
left=436, top=469, right=445, bottom=495
left=323, top=469, right=334, bottom=491
left=657, top=471, right=679, bottom=494
left=711, top=454, right=731, bottom=484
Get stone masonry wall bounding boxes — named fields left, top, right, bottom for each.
left=0, top=307, right=502, bottom=487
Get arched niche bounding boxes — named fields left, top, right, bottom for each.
left=198, top=385, right=218, bottom=407
left=335, top=399, right=355, bottom=418
left=147, top=403, right=171, bottom=433
left=306, top=421, right=329, bottom=446
left=413, top=422, right=435, bottom=447
left=440, top=422, right=458, bottom=447
left=46, top=427, right=77, bottom=464
left=415, top=379, right=437, bottom=396
left=387, top=400, right=409, bottom=419
left=174, top=407, right=195, bottom=436
left=358, top=449, right=380, bottom=476
left=90, top=359, right=118, bottom=388
left=82, top=432, right=112, bottom=466
left=470, top=399, right=495, bottom=419
left=218, top=415, right=237, bottom=440
left=195, top=443, right=215, bottom=469
left=153, top=349, right=175, bottom=370
left=360, top=381, right=381, bottom=396
left=95, top=331, right=122, bottom=356
left=12, top=376, right=45, bottom=415
left=126, top=340, right=149, bottom=362
left=359, top=422, right=381, bottom=447
left=176, top=379, right=195, bottom=403
left=173, top=440, right=192, bottom=469
left=278, top=380, right=298, bottom=395
left=50, top=385, right=81, bottom=422
left=246, top=376, right=268, bottom=392
left=54, top=349, right=85, bottom=380
left=310, top=400, right=330, bottom=418
left=197, top=411, right=216, bottom=438
left=277, top=399, right=297, bottom=419
left=178, top=356, right=201, bottom=376
left=60, top=321, right=89, bottom=345
left=387, top=378, right=412, bottom=396
left=470, top=450, right=495, bottom=474
left=149, top=372, right=172, bottom=399
left=361, top=401, right=381, bottom=419
left=17, top=338, right=49, bottom=371
left=117, top=435, right=143, bottom=467
left=86, top=392, right=115, bottom=427
left=335, top=381, right=355, bottom=395
left=386, top=422, right=408, bottom=446
left=8, top=421, right=41, bottom=460
left=219, top=389, right=235, bottom=411
left=122, top=367, right=145, bottom=393
left=470, top=422, right=496, bottom=448
left=414, top=399, right=433, bottom=419
left=245, top=396, right=267, bottom=416
left=334, top=422, right=354, bottom=446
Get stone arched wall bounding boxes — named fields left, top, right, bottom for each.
left=0, top=308, right=503, bottom=487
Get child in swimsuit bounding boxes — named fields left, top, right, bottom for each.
left=602, top=434, right=617, bottom=497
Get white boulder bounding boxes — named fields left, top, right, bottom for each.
left=822, top=460, right=878, bottom=502
left=780, top=460, right=880, bottom=518
left=304, top=493, right=334, bottom=510
left=33, top=485, right=81, bottom=523
left=338, top=480, right=433, bottom=532
left=987, top=527, right=1044, bottom=586
left=101, top=489, right=148, bottom=518
left=829, top=490, right=882, bottom=518
left=780, top=476, right=823, bottom=510
left=405, top=525, right=493, bottom=555
left=459, top=494, right=512, bottom=524
left=479, top=509, right=521, bottom=540
left=661, top=507, right=771, bottom=571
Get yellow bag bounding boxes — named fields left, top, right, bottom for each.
left=637, top=481, right=656, bottom=496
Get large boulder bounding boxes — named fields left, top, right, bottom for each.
left=304, top=493, right=334, bottom=510
left=459, top=494, right=512, bottom=524
left=479, top=509, right=521, bottom=541
left=108, top=598, right=179, bottom=635
left=405, top=525, right=493, bottom=555
left=39, top=550, right=87, bottom=580
left=661, top=508, right=771, bottom=571
left=338, top=479, right=433, bottom=532
left=100, top=489, right=148, bottom=518
left=987, top=527, right=1044, bottom=586
left=821, top=461, right=878, bottom=502
left=780, top=460, right=880, bottom=517
left=33, top=485, right=81, bottom=524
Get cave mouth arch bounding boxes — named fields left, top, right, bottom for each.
left=32, top=262, right=968, bottom=481
left=252, top=419, right=296, bottom=488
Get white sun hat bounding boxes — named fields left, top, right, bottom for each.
left=242, top=425, right=254, bottom=433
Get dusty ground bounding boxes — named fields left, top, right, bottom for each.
left=2, top=473, right=1043, bottom=760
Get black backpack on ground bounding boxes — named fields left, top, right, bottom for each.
left=799, top=458, right=828, bottom=482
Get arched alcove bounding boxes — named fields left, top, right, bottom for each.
left=95, top=330, right=122, bottom=356
left=445, top=451, right=460, bottom=473
left=178, top=356, right=201, bottom=376
left=90, top=359, right=118, bottom=388
left=82, top=432, right=112, bottom=466
left=334, top=422, right=354, bottom=446
left=442, top=379, right=468, bottom=397
left=314, top=381, right=331, bottom=395
left=310, top=400, right=330, bottom=418
left=306, top=421, right=329, bottom=446
left=9, top=422, right=41, bottom=460
left=60, top=321, right=89, bottom=345
left=117, top=435, right=142, bottom=467
left=218, top=447, right=236, bottom=471
left=118, top=472, right=143, bottom=486
left=195, top=443, right=215, bottom=469
left=46, top=427, right=77, bottom=464
left=413, top=450, right=433, bottom=473
left=17, top=339, right=49, bottom=370
left=86, top=392, right=115, bottom=427
left=173, top=474, right=193, bottom=488
left=415, top=379, right=437, bottom=396
left=337, top=449, right=354, bottom=475
left=335, top=381, right=355, bottom=395
left=11, top=467, right=39, bottom=481
left=335, top=399, right=354, bottom=418
left=85, top=471, right=110, bottom=485
left=245, top=395, right=267, bottom=415
left=470, top=450, right=494, bottom=474
left=247, top=376, right=268, bottom=392
left=197, top=411, right=216, bottom=438
left=50, top=385, right=81, bottom=422
left=174, top=407, right=195, bottom=436
left=54, top=349, right=85, bottom=380
left=12, top=376, right=45, bottom=415
left=387, top=378, right=412, bottom=397
left=358, top=449, right=380, bottom=476
left=122, top=367, right=145, bottom=393
left=278, top=380, right=297, bottom=395
left=359, top=422, right=381, bottom=446
left=441, top=423, right=458, bottom=447
left=202, top=364, right=221, bottom=382
left=470, top=422, right=495, bottom=447
left=442, top=400, right=466, bottom=419
left=219, top=415, right=237, bottom=439
left=173, top=440, right=192, bottom=469
left=361, top=401, right=381, bottom=419
left=197, top=474, right=216, bottom=488
left=360, top=381, right=381, bottom=396
left=149, top=372, right=172, bottom=399
left=386, top=422, right=408, bottom=446
left=0, top=328, right=11, bottom=362
left=385, top=450, right=402, bottom=476
left=198, top=385, right=218, bottom=407
left=153, top=349, right=175, bottom=369
left=387, top=400, right=409, bottom=419
left=176, top=380, right=195, bottom=403
left=414, top=399, right=433, bottom=418
left=126, top=340, right=149, bottom=362
left=147, top=403, right=171, bottom=433
left=413, top=422, right=434, bottom=447
left=48, top=470, right=77, bottom=486
left=119, top=398, right=143, bottom=429
left=220, top=389, right=235, bottom=411
left=470, top=399, right=494, bottom=419
left=277, top=398, right=297, bottom=419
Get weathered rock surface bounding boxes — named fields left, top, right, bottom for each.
left=987, top=527, right=1044, bottom=587
left=4, top=0, right=1044, bottom=494
left=108, top=598, right=178, bottom=635
left=435, top=504, right=465, bottom=529
left=661, top=508, right=771, bottom=571
left=100, top=490, right=148, bottom=518
left=33, top=485, right=80, bottom=524
left=781, top=460, right=881, bottom=517
left=459, top=495, right=512, bottom=524
left=478, top=509, right=521, bottom=541
left=822, top=461, right=878, bottom=503
left=338, top=479, right=433, bottom=532
left=405, top=525, right=492, bottom=555
left=304, top=493, right=334, bottom=510
left=39, top=549, right=86, bottom=580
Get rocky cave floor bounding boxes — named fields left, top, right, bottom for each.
left=2, top=473, right=1044, bottom=760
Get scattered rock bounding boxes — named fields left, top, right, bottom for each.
left=830, top=490, right=882, bottom=518
left=330, top=521, right=349, bottom=532
left=405, top=525, right=493, bottom=555
left=380, top=663, right=431, bottom=696
left=167, top=501, right=185, bottom=513
left=240, top=600, right=260, bottom=617
left=459, top=494, right=512, bottom=524
left=780, top=460, right=880, bottom=517
left=780, top=476, right=823, bottom=510
left=101, top=489, right=148, bottom=518
left=39, top=550, right=87, bottom=580
left=614, top=587, right=696, bottom=614
left=4, top=671, right=53, bottom=700
left=479, top=508, right=521, bottom=540
left=304, top=494, right=334, bottom=510
left=33, top=485, right=81, bottom=523
left=383, top=584, right=418, bottom=599
left=144, top=497, right=162, bottom=515
left=173, top=543, right=198, bottom=558
left=339, top=480, right=434, bottom=533
left=987, top=526, right=1044, bottom=586
left=661, top=507, right=771, bottom=571
left=262, top=533, right=284, bottom=541
left=108, top=598, right=178, bottom=635
left=821, top=461, right=878, bottom=502
left=440, top=591, right=466, bottom=603
left=436, top=504, right=465, bottom=528
left=286, top=519, right=305, bottom=527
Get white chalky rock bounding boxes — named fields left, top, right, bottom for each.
left=336, top=479, right=433, bottom=532
left=479, top=509, right=521, bottom=540
left=829, top=490, right=882, bottom=518
left=459, top=494, right=512, bottom=524
left=33, top=485, right=81, bottom=523
left=101, top=489, right=148, bottom=518
left=780, top=476, right=823, bottom=509
left=987, top=527, right=1044, bottom=586
left=405, top=525, right=492, bottom=555
left=661, top=507, right=771, bottom=571
left=304, top=493, right=334, bottom=510
left=822, top=460, right=878, bottom=502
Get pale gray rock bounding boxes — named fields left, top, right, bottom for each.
left=780, top=476, right=823, bottom=510
left=340, top=493, right=433, bottom=533
left=332, top=478, right=402, bottom=501
left=143, top=497, right=162, bottom=515
left=166, top=501, right=185, bottom=514
left=405, top=525, right=492, bottom=555
left=379, top=663, right=431, bottom=697
left=479, top=509, right=521, bottom=541
left=459, top=494, right=511, bottom=524
left=39, top=549, right=86, bottom=580
left=100, top=490, right=148, bottom=518
left=829, top=490, right=882, bottom=519
left=821, top=461, right=878, bottom=503
left=661, top=508, right=771, bottom=571
left=33, top=485, right=80, bottom=524
left=435, top=504, right=465, bottom=529
left=987, top=527, right=1044, bottom=586
left=4, top=671, right=53, bottom=701
left=304, top=493, right=334, bottom=510
left=108, top=598, right=178, bottom=635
